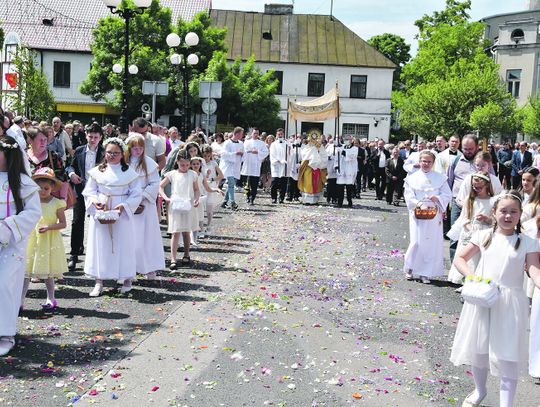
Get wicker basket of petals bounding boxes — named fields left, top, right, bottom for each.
left=414, top=200, right=438, bottom=220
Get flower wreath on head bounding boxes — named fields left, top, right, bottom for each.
left=0, top=140, right=19, bottom=149
left=103, top=137, right=128, bottom=153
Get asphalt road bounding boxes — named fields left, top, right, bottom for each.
left=1, top=189, right=539, bottom=406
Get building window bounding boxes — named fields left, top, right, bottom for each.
left=3, top=44, right=18, bottom=63
left=507, top=69, right=521, bottom=98
left=342, top=123, right=369, bottom=137
left=308, top=73, right=325, bottom=97
left=269, top=70, right=283, bottom=95
left=350, top=75, right=367, bottom=98
left=53, top=61, right=71, bottom=88
left=510, top=29, right=525, bottom=43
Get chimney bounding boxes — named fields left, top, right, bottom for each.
left=264, top=3, right=294, bottom=15
left=527, top=0, right=540, bottom=10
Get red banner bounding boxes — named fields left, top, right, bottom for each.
left=5, top=73, right=17, bottom=88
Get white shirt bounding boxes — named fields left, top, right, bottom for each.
left=378, top=149, right=386, bottom=168
left=144, top=132, right=166, bottom=162
left=241, top=139, right=268, bottom=177
left=270, top=139, right=290, bottom=178
left=219, top=139, right=244, bottom=178
left=85, top=146, right=98, bottom=181
left=170, top=139, right=184, bottom=152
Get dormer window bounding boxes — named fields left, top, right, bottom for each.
left=511, top=29, right=525, bottom=43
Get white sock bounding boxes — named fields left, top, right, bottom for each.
left=45, top=278, right=56, bottom=302
left=470, top=366, right=488, bottom=403
left=500, top=376, right=517, bottom=407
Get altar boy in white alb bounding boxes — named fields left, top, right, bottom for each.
left=241, top=128, right=268, bottom=205
left=219, top=127, right=244, bottom=210
left=287, top=136, right=303, bottom=202
left=269, top=128, right=290, bottom=204
left=336, top=135, right=358, bottom=207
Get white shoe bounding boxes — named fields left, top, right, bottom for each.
left=120, top=280, right=132, bottom=294
left=89, top=284, right=103, bottom=297
left=0, top=336, right=16, bottom=356
left=421, top=276, right=431, bottom=284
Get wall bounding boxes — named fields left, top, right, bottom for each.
left=39, top=51, right=96, bottom=104
left=256, top=62, right=394, bottom=140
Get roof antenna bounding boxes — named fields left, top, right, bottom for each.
left=330, top=0, right=334, bottom=21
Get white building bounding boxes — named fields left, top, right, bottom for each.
left=481, top=1, right=540, bottom=107
left=1, top=0, right=210, bottom=123
left=210, top=4, right=396, bottom=140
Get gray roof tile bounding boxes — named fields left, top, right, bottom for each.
left=2, top=0, right=210, bottom=51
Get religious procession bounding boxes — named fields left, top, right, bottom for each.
left=2, top=97, right=540, bottom=406
left=2, top=0, right=540, bottom=406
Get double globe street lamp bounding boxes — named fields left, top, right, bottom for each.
left=103, top=0, right=151, bottom=134
left=166, top=31, right=199, bottom=138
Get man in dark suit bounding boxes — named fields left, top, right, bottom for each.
left=511, top=141, right=533, bottom=189
left=65, top=123, right=104, bottom=271
left=370, top=139, right=390, bottom=200
left=385, top=147, right=407, bottom=205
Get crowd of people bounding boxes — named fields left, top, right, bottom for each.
left=1, top=106, right=540, bottom=406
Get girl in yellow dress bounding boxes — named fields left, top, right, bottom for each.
left=23, top=167, right=67, bottom=310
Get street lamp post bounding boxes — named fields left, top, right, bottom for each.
left=167, top=32, right=199, bottom=138
left=103, top=0, right=151, bottom=134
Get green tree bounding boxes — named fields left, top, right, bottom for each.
left=470, top=100, right=517, bottom=138
left=198, top=53, right=281, bottom=131
left=368, top=33, right=410, bottom=88
left=164, top=11, right=227, bottom=117
left=0, top=24, right=4, bottom=49
left=394, top=1, right=515, bottom=139
left=521, top=92, right=540, bottom=139
left=81, top=0, right=226, bottom=121
left=80, top=0, right=172, bottom=118
left=7, top=47, right=55, bottom=121
left=415, top=0, right=471, bottom=40
left=367, top=34, right=410, bottom=68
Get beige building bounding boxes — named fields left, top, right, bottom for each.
left=481, top=2, right=540, bottom=107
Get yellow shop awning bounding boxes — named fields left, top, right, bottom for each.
left=56, top=103, right=119, bottom=115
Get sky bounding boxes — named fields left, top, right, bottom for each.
left=211, top=0, right=528, bottom=54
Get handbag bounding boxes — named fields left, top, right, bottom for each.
left=460, top=237, right=506, bottom=308
left=170, top=196, right=192, bottom=213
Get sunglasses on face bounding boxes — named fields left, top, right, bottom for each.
left=106, top=151, right=122, bottom=157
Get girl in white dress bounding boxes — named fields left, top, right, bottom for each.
left=202, top=145, right=224, bottom=236
left=190, top=156, right=223, bottom=244
left=403, top=151, right=452, bottom=284
left=450, top=191, right=540, bottom=407
left=447, top=172, right=494, bottom=285
left=126, top=133, right=165, bottom=279
left=0, top=135, right=41, bottom=356
left=522, top=182, right=540, bottom=298
left=159, top=148, right=200, bottom=270
left=524, top=215, right=540, bottom=379
left=83, top=138, right=142, bottom=296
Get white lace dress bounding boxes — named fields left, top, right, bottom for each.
left=450, top=230, right=540, bottom=379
